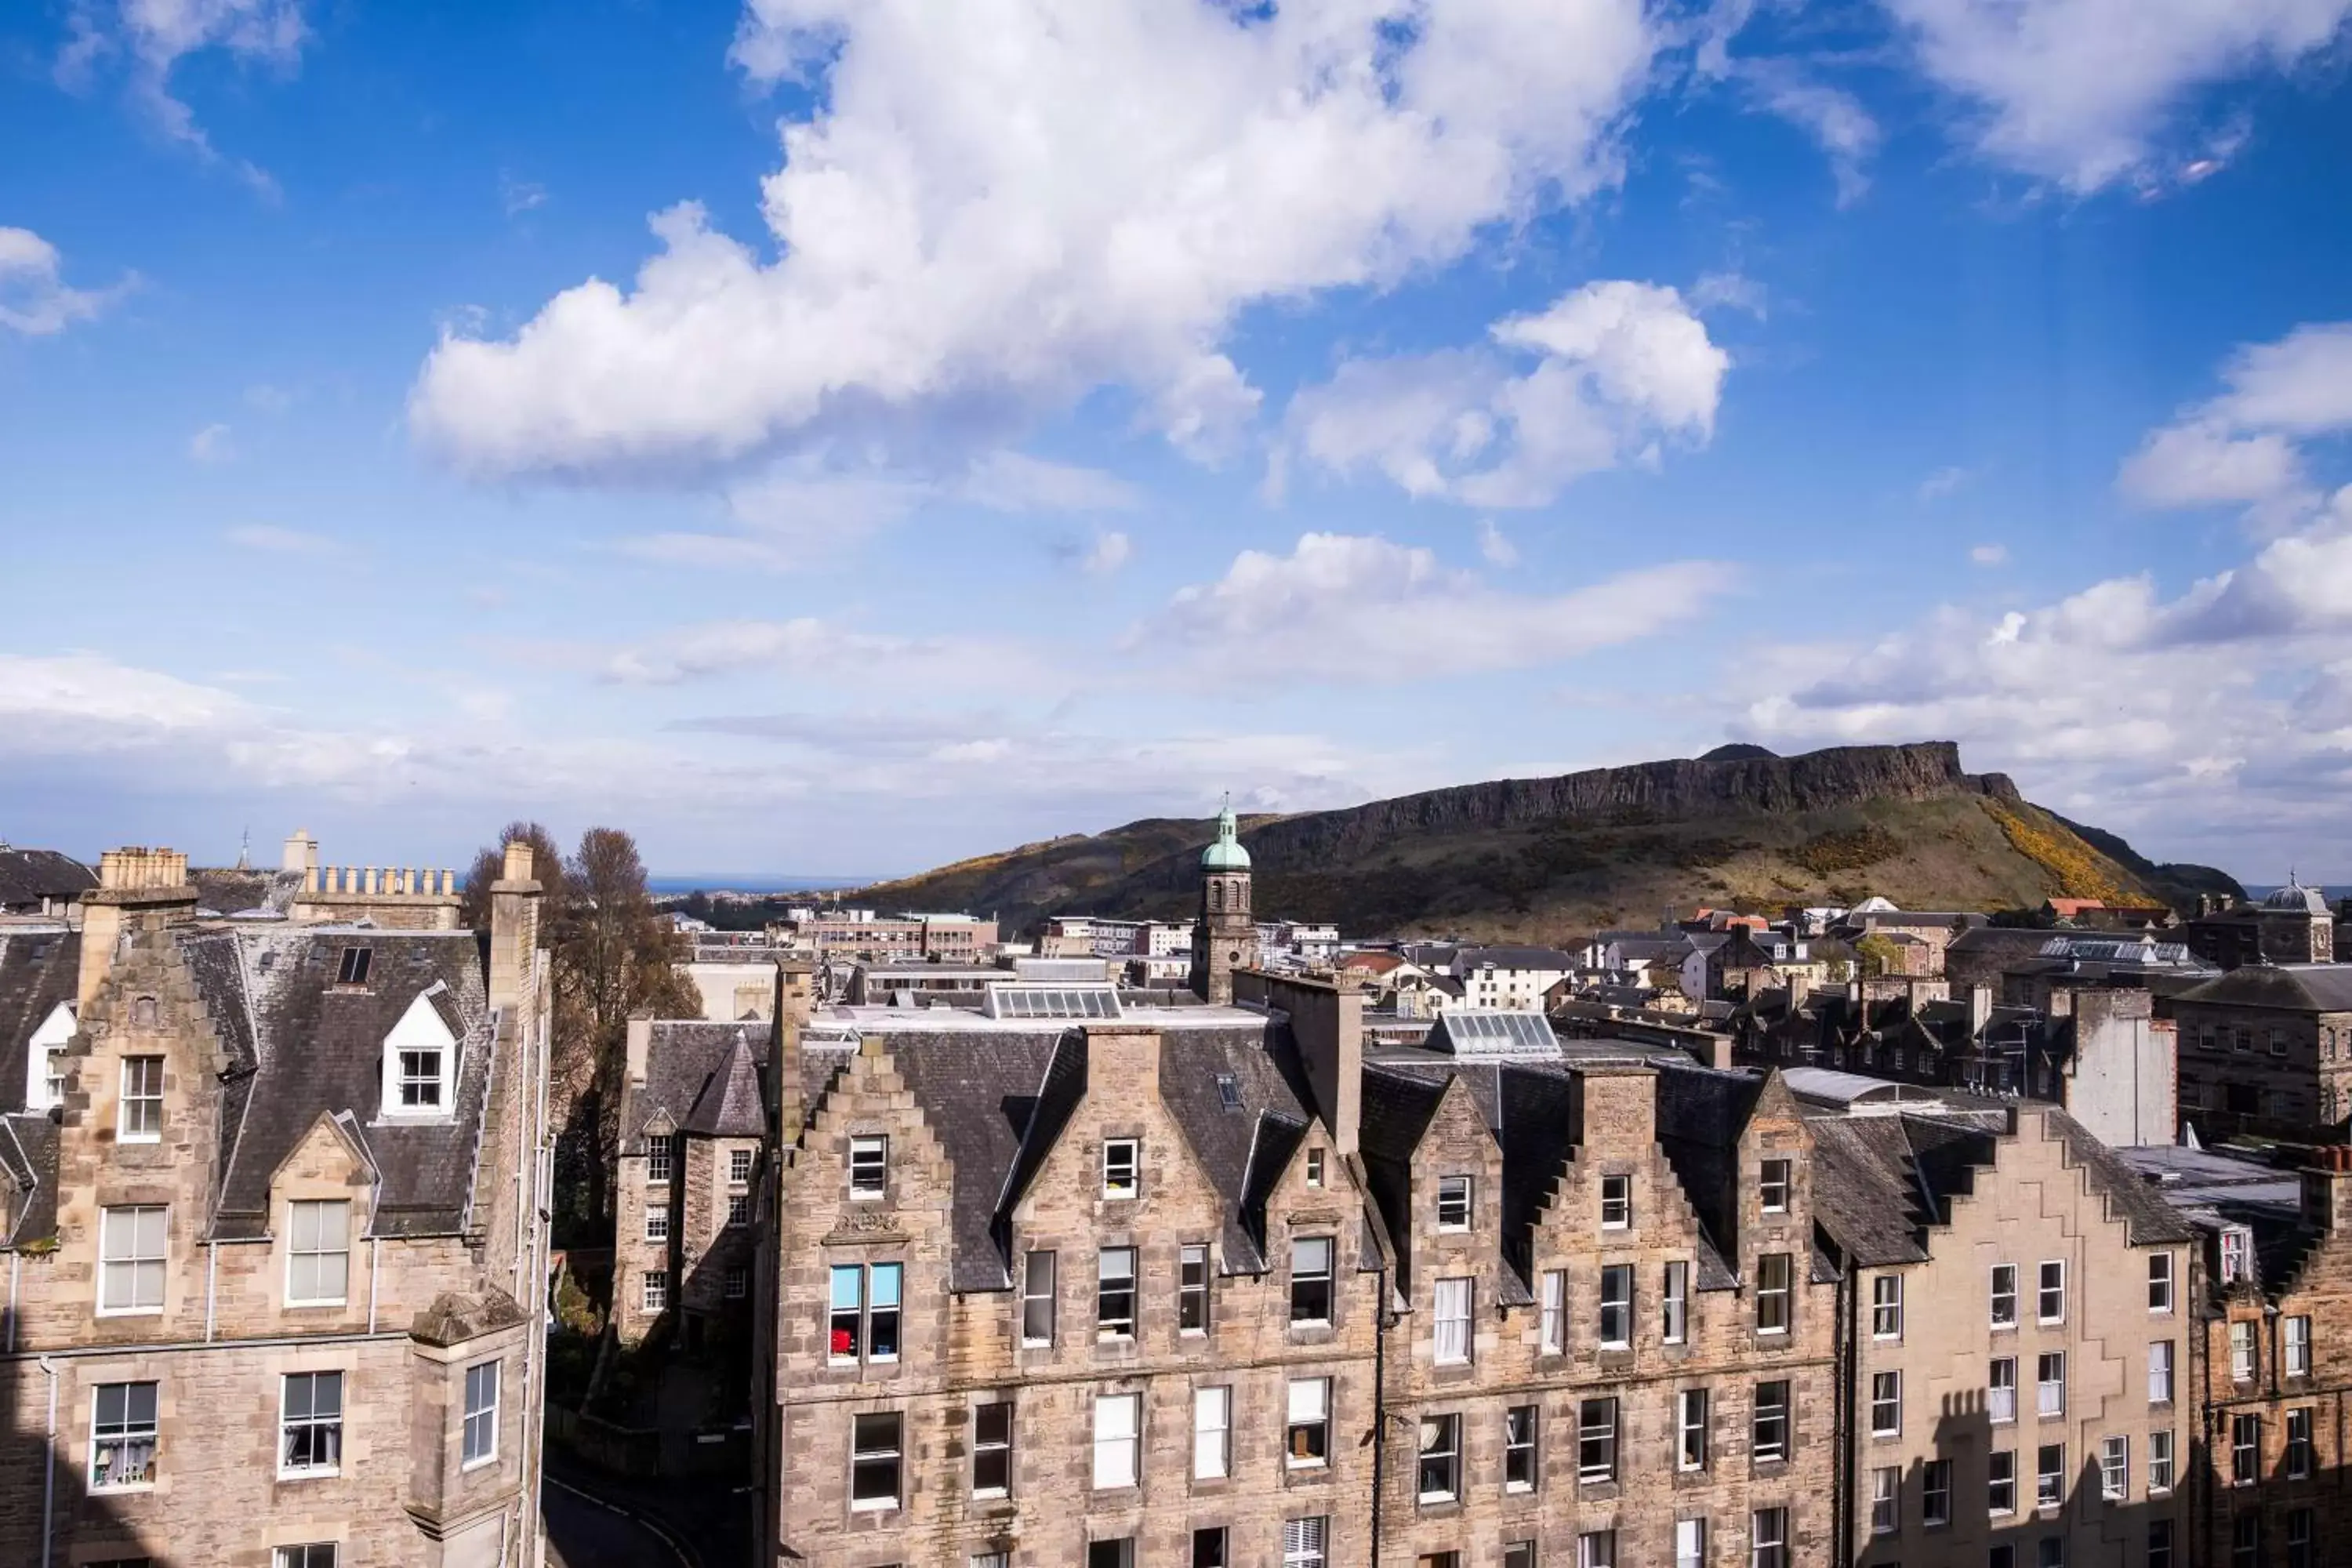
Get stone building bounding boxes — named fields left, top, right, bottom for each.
left=2184, top=884, right=2336, bottom=971
left=1189, top=799, right=1258, bottom=1006
left=1810, top=1102, right=2197, bottom=1568
left=0, top=842, right=553, bottom=1568
left=2171, top=964, right=2352, bottom=1139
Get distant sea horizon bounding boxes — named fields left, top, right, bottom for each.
left=648, top=873, right=892, bottom=896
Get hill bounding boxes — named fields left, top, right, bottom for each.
left=861, top=742, right=2229, bottom=942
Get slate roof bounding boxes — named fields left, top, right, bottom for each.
left=626, top=1022, right=769, bottom=1147
left=2175, top=964, right=2352, bottom=1014
left=0, top=848, right=95, bottom=911
left=176, top=927, right=498, bottom=1241
left=0, top=1111, right=57, bottom=1246
left=1651, top=1064, right=1766, bottom=1290
left=1457, top=946, right=1578, bottom=970
left=0, top=926, right=79, bottom=1115
left=681, top=1036, right=767, bottom=1138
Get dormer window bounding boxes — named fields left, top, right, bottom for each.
left=336, top=947, right=372, bottom=986
left=1601, top=1174, right=1632, bottom=1230
left=2220, top=1225, right=2252, bottom=1284
left=1102, top=1138, right=1139, bottom=1199
left=24, top=1001, right=74, bottom=1112
left=849, top=1136, right=888, bottom=1199
left=380, top=991, right=456, bottom=1119
left=1305, top=1149, right=1325, bottom=1188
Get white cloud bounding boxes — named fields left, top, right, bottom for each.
left=1883, top=0, right=2352, bottom=192
left=0, top=227, right=124, bottom=336
left=1477, top=519, right=1520, bottom=568
left=409, top=0, right=1662, bottom=478
left=187, top=422, right=234, bottom=463
left=1969, top=542, right=2008, bottom=565
left=500, top=174, right=549, bottom=216
left=1918, top=464, right=1971, bottom=502
left=59, top=0, right=308, bottom=189
left=1740, top=61, right=1882, bottom=205
left=599, top=617, right=1052, bottom=689
left=1131, top=532, right=1733, bottom=681
left=226, top=524, right=338, bottom=556
left=0, top=652, right=251, bottom=734
left=1079, top=531, right=1134, bottom=577
left=2118, top=321, right=2352, bottom=521
left=1282, top=281, right=1730, bottom=506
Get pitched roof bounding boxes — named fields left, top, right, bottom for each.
left=0, top=848, right=95, bottom=910
left=627, top=1022, right=768, bottom=1145
left=0, top=1111, right=56, bottom=1246
left=2176, top=964, right=2352, bottom=1014
left=0, top=927, right=78, bottom=1114
left=681, top=1036, right=766, bottom=1138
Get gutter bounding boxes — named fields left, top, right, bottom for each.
left=38, top=1353, right=56, bottom=1568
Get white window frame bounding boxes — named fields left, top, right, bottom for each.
left=2148, top=1250, right=2174, bottom=1313
left=1871, top=1464, right=1899, bottom=1534
left=1677, top=1386, right=1708, bottom=1471
left=1540, top=1269, right=1566, bottom=1354
left=1663, top=1259, right=1689, bottom=1344
left=1751, top=1506, right=1788, bottom=1568
left=284, top=1199, right=351, bottom=1308
left=1504, top=1403, right=1537, bottom=1493
left=89, top=1380, right=158, bottom=1491
left=1600, top=1173, right=1632, bottom=1229
left=1579, top=1530, right=1617, bottom=1568
left=1179, top=1243, right=1211, bottom=1334
left=1283, top=1517, right=1327, bottom=1568
left=1871, top=1370, right=1902, bottom=1437
left=2149, top=1340, right=2174, bottom=1405
left=1420, top=1410, right=1462, bottom=1501
left=1290, top=1236, right=1334, bottom=1326
left=2288, top=1406, right=2314, bottom=1479
left=118, top=1055, right=163, bottom=1142
left=971, top=1399, right=1013, bottom=1497
left=1192, top=1385, right=1231, bottom=1479
left=1923, top=1457, right=1951, bottom=1525
left=97, top=1203, right=167, bottom=1316
left=1102, top=1138, right=1140, bottom=1199
left=829, top=1261, right=902, bottom=1365
left=1436, top=1174, right=1472, bottom=1232
left=1020, top=1250, right=1056, bottom=1346
left=1285, top=1377, right=1330, bottom=1470
left=1990, top=1356, right=2017, bottom=1423
left=2222, top=1225, right=2252, bottom=1283
left=1751, top=1380, right=1789, bottom=1461
left=1759, top=1157, right=1791, bottom=1212
left=644, top=1207, right=670, bottom=1243
left=2100, top=1435, right=2129, bottom=1501
left=461, top=1359, right=499, bottom=1469
left=645, top=1134, right=675, bottom=1184
left=641, top=1269, right=668, bottom=1312
left=2037, top=1260, right=2067, bottom=1324
left=279, top=1370, right=343, bottom=1479
left=1990, top=1448, right=2017, bottom=1514
left=2230, top=1319, right=2256, bottom=1382
left=851, top=1410, right=904, bottom=1511
left=1871, top=1274, right=1903, bottom=1339
left=2037, top=1352, right=2066, bottom=1418
left=2286, top=1314, right=2312, bottom=1377
left=1577, top=1396, right=1617, bottom=1483
left=1093, top=1392, right=1142, bottom=1490
left=275, top=1548, right=337, bottom=1568
left=1304, top=1147, right=1324, bottom=1187
left=1675, top=1519, right=1706, bottom=1568
left=1755, top=1251, right=1791, bottom=1334
left=848, top=1134, right=887, bottom=1197
left=724, top=1264, right=748, bottom=1300
left=1433, top=1276, right=1472, bottom=1364
left=379, top=991, right=457, bottom=1119
left=1097, top=1247, right=1138, bottom=1340
left=2037, top=1443, right=2065, bottom=1509
left=1991, top=1263, right=2018, bottom=1327
left=1599, top=1263, right=1632, bottom=1349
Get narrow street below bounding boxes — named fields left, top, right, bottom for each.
left=543, top=1475, right=695, bottom=1568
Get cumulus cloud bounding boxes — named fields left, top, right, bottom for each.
left=1281, top=281, right=1730, bottom=506
left=1883, top=0, right=2352, bottom=192
left=59, top=0, right=308, bottom=189
left=0, top=227, right=125, bottom=336
left=1131, top=532, right=1733, bottom=681
left=409, top=0, right=1661, bottom=478
left=2119, top=321, right=2352, bottom=524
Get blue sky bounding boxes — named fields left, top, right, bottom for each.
left=5, top=0, right=2351, bottom=881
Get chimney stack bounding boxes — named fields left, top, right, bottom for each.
left=488, top=840, right=543, bottom=1012
left=626, top=1014, right=653, bottom=1087
left=78, top=848, right=198, bottom=1010
left=2301, top=1145, right=2352, bottom=1235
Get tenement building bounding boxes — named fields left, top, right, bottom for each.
left=1811, top=1101, right=2197, bottom=1568
left=2172, top=964, right=2352, bottom=1139
left=0, top=842, right=553, bottom=1568
left=753, top=958, right=1841, bottom=1567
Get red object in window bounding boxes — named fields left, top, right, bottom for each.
left=831, top=1327, right=853, bottom=1356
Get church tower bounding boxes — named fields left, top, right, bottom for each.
left=1189, top=796, right=1258, bottom=1004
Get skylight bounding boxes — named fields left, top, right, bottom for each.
left=979, top=983, right=1124, bottom=1021
left=1428, top=1009, right=1558, bottom=1058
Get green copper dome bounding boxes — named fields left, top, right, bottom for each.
left=1201, top=797, right=1251, bottom=872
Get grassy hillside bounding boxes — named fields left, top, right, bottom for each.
left=859, top=744, right=2211, bottom=942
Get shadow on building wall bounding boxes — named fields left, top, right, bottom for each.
left=1, top=1308, right=148, bottom=1566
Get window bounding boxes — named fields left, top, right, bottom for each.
left=89, top=1382, right=158, bottom=1490
left=644, top=1207, right=670, bottom=1243
left=2230, top=1320, right=2256, bottom=1382
left=2100, top=1435, right=2127, bottom=1501
left=1305, top=1148, right=1325, bottom=1187
left=1090, top=1544, right=1134, bottom=1568
left=118, top=1056, right=162, bottom=1141
left=1676, top=1519, right=1706, bottom=1568
left=2234, top=1516, right=2261, bottom=1568
left=1600, top=1174, right=1632, bottom=1229
left=1871, top=1274, right=1903, bottom=1338
left=1192, top=1529, right=1227, bottom=1568
left=972, top=1400, right=1013, bottom=1495
left=724, top=1265, right=748, bottom=1299
left=1193, top=1385, right=1231, bottom=1478
left=1286, top=1377, right=1329, bottom=1468
left=1577, top=1397, right=1617, bottom=1483
left=285, top=1199, right=350, bottom=1306
left=1677, top=1386, right=1708, bottom=1470
left=724, top=1145, right=754, bottom=1185
left=2288, top=1405, right=2314, bottom=1478
left=1653, top=1260, right=1687, bottom=1345
left=461, top=1359, right=499, bottom=1467
left=1283, top=1518, right=1327, bottom=1568
left=2037, top=1260, right=2066, bottom=1323
left=2149, top=1340, right=2174, bottom=1404
left=1097, top=1247, right=1137, bottom=1338
left=2037, top=1352, right=2065, bottom=1417
left=1991, top=1263, right=2018, bottom=1327
left=1599, top=1265, right=1632, bottom=1349
left=1022, top=1251, right=1056, bottom=1345
left=1755, top=1252, right=1791, bottom=1334
left=2290, top=1509, right=2315, bottom=1568
left=2148, top=1251, right=2174, bottom=1312
left=853, top=1411, right=903, bottom=1508
left=1751, top=1507, right=1788, bottom=1568
left=277, top=1549, right=336, bottom=1568
left=2286, top=1313, right=2312, bottom=1377
left=1989, top=1449, right=2016, bottom=1514
left=1506, top=1544, right=1537, bottom=1568
left=1431, top=1173, right=1475, bottom=1232
left=1172, top=1243, right=1211, bottom=1333
left=98, top=1204, right=166, bottom=1314
left=1924, top=1457, right=1951, bottom=1525
left=2222, top=1225, right=2251, bottom=1283
left=1291, top=1236, right=1334, bottom=1324
left=1417, top=1411, right=1461, bottom=1501
left=2150, top=1520, right=2173, bottom=1568
left=848, top=1134, right=887, bottom=1196
left=280, top=1371, right=342, bottom=1476
left=2236, top=1027, right=2252, bottom=1053
left=727, top=1192, right=751, bottom=1225
left=2151, top=1428, right=2176, bottom=1493
left=1504, top=1404, right=1537, bottom=1490
left=641, top=1269, right=667, bottom=1312
left=1760, top=1158, right=1791, bottom=1211
left=2272, top=1026, right=2289, bottom=1056
left=1871, top=1370, right=1901, bottom=1436
left=397, top=1044, right=444, bottom=1110
left=1541, top=1269, right=1566, bottom=1353
left=829, top=1262, right=902, bottom=1363
left=1093, top=1393, right=1142, bottom=1488
left=978, top=1553, right=1011, bottom=1568
left=1990, top=1356, right=2017, bottom=1423
left=336, top=945, right=372, bottom=985
left=1579, top=1532, right=1616, bottom=1568
left=647, top=1135, right=675, bottom=1184
left=1434, top=1276, right=1473, bottom=1363
left=2038, top=1539, right=2064, bottom=1568
left=1102, top=1138, right=1139, bottom=1198
left=1871, top=1465, right=1899, bottom=1534
left=2036, top=1443, right=2064, bottom=1508
left=1751, top=1381, right=1788, bottom=1461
